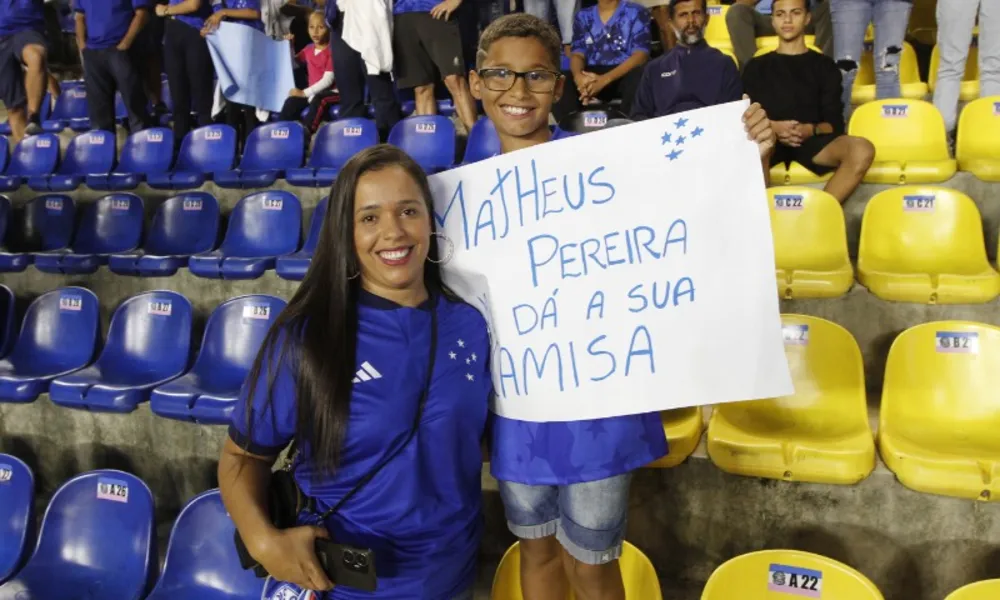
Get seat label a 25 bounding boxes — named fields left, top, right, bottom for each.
left=96, top=477, right=129, bottom=503
left=768, top=563, right=822, bottom=597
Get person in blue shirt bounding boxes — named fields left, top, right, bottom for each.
left=0, top=0, right=49, bottom=140
left=73, top=0, right=154, bottom=133
left=470, top=14, right=774, bottom=600
left=219, top=144, right=491, bottom=600
left=554, top=0, right=651, bottom=123
left=155, top=0, right=216, bottom=147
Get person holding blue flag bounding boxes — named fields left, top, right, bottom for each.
left=219, top=144, right=492, bottom=600
left=202, top=0, right=263, bottom=149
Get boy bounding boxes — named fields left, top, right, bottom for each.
left=742, top=0, right=874, bottom=202
left=0, top=0, right=49, bottom=140
left=470, top=13, right=775, bottom=600
left=74, top=0, right=153, bottom=134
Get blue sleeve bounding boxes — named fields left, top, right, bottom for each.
left=228, top=338, right=298, bottom=457
left=630, top=6, right=651, bottom=55
left=73, top=0, right=84, bottom=13
left=570, top=10, right=588, bottom=57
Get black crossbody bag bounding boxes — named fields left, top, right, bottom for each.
left=234, top=305, right=438, bottom=580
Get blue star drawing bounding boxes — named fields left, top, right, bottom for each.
left=660, top=118, right=705, bottom=163
left=660, top=132, right=672, bottom=144
left=676, top=135, right=686, bottom=145
left=667, top=149, right=683, bottom=160
left=691, top=126, right=704, bottom=137
left=674, top=117, right=688, bottom=129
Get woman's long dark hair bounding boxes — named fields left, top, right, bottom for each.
left=243, top=145, right=445, bottom=476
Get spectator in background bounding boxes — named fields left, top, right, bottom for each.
left=326, top=0, right=401, bottom=141
left=278, top=10, right=337, bottom=132
left=933, top=0, right=998, bottom=138
left=393, top=0, right=479, bottom=131
left=73, top=0, right=153, bottom=134
left=523, top=0, right=580, bottom=54
left=725, top=0, right=831, bottom=68
left=555, top=0, right=650, bottom=122
left=156, top=0, right=215, bottom=147
left=138, top=0, right=170, bottom=121
left=743, top=0, right=874, bottom=202
left=829, top=0, right=912, bottom=121
left=637, top=0, right=676, bottom=51
left=202, top=0, right=263, bottom=150
left=0, top=0, right=49, bottom=139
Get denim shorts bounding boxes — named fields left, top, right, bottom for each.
left=498, top=473, right=633, bottom=565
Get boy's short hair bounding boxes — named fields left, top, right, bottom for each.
left=772, top=0, right=813, bottom=11
left=476, top=14, right=562, bottom=71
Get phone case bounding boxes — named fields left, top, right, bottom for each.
left=315, top=539, right=378, bottom=592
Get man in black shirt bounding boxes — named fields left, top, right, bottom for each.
left=742, top=0, right=873, bottom=203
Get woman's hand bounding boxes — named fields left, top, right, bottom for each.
left=252, top=525, right=335, bottom=591
left=155, top=4, right=169, bottom=17
left=289, top=88, right=306, bottom=98
left=201, top=11, right=225, bottom=36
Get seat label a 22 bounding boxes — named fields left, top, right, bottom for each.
left=768, top=563, right=822, bottom=597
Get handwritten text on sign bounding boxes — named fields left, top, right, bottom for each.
left=430, top=101, right=792, bottom=422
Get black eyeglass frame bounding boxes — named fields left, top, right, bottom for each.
left=476, top=68, right=565, bottom=92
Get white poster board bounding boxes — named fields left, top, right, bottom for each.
left=429, top=100, right=793, bottom=422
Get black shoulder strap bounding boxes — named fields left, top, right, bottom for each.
left=317, top=302, right=438, bottom=520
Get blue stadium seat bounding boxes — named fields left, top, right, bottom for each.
left=0, top=195, right=76, bottom=272
left=147, top=125, right=237, bottom=190
left=33, top=194, right=143, bottom=275
left=0, top=136, right=7, bottom=172
left=463, top=117, right=500, bottom=164
left=188, top=191, right=300, bottom=280
left=214, top=121, right=305, bottom=188
left=0, top=196, right=7, bottom=244
left=276, top=198, right=327, bottom=280
left=109, top=193, right=220, bottom=277
left=0, top=287, right=99, bottom=403
left=49, top=291, right=193, bottom=413
left=150, top=295, right=286, bottom=424
left=146, top=489, right=264, bottom=600
left=0, top=469, right=156, bottom=600
left=87, top=128, right=174, bottom=191
left=41, top=85, right=90, bottom=132
left=0, top=284, right=14, bottom=359
left=286, top=118, right=378, bottom=187
left=0, top=134, right=61, bottom=192
left=27, top=131, right=115, bottom=192
left=388, top=115, right=455, bottom=173
left=0, top=455, right=33, bottom=585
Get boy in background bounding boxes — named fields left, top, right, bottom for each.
left=470, top=13, right=775, bottom=600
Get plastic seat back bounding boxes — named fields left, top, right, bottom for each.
left=56, top=131, right=115, bottom=177
left=0, top=136, right=8, bottom=173
left=0, top=455, right=33, bottom=582
left=146, top=193, right=219, bottom=256
left=491, top=541, right=661, bottom=599
left=51, top=86, right=88, bottom=122
left=28, top=470, right=154, bottom=587
left=72, top=194, right=144, bottom=254
left=704, top=4, right=730, bottom=48
left=6, top=134, right=60, bottom=177
left=956, top=96, right=1000, bottom=177
left=301, top=198, right=328, bottom=255
left=880, top=321, right=1000, bottom=499
left=97, top=291, right=193, bottom=380
left=7, top=195, right=76, bottom=253
left=148, top=489, right=263, bottom=597
left=240, top=121, right=305, bottom=171
left=119, top=128, right=174, bottom=175
left=463, top=117, right=500, bottom=163
left=388, top=115, right=455, bottom=172
left=310, top=119, right=379, bottom=169
left=701, top=550, right=883, bottom=599
left=858, top=186, right=993, bottom=279
left=220, top=191, right=301, bottom=258
left=946, top=580, right=1000, bottom=600
left=7, top=287, right=99, bottom=372
left=176, top=125, right=237, bottom=173
left=0, top=284, right=15, bottom=358
left=847, top=99, right=951, bottom=166
left=193, top=295, right=287, bottom=388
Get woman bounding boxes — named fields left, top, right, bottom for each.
left=156, top=0, right=216, bottom=147
left=219, top=145, right=492, bottom=600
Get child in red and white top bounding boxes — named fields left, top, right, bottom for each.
left=278, top=11, right=338, bottom=132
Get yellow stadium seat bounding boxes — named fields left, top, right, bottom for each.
left=719, top=47, right=738, bottom=67
left=769, top=161, right=833, bottom=186
left=701, top=550, right=884, bottom=600
left=881, top=322, right=1000, bottom=501
left=491, top=541, right=662, bottom=600
left=708, top=315, right=874, bottom=484
left=928, top=43, right=980, bottom=101
left=847, top=99, right=957, bottom=184
left=956, top=96, right=1000, bottom=182
left=946, top=580, right=1000, bottom=600
left=852, top=42, right=928, bottom=104
left=768, top=187, right=853, bottom=299
left=648, top=407, right=703, bottom=468
left=704, top=4, right=731, bottom=49
left=754, top=35, right=817, bottom=52
left=857, top=186, right=1000, bottom=303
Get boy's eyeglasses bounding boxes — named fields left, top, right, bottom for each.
left=477, top=68, right=562, bottom=93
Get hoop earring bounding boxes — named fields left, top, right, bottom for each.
left=427, top=232, right=455, bottom=265
left=348, top=270, right=360, bottom=280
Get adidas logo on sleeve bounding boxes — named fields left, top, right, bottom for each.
left=352, top=361, right=382, bottom=383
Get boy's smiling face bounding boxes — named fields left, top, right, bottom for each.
left=470, top=36, right=564, bottom=153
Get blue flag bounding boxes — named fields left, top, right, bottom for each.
left=205, top=22, right=296, bottom=113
